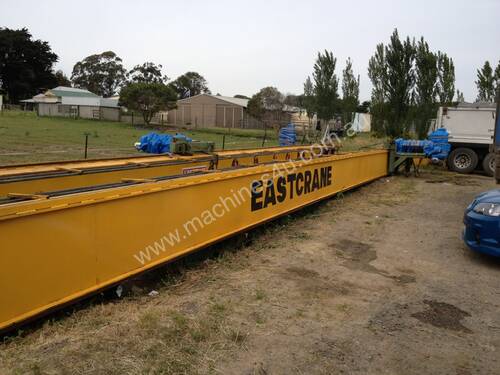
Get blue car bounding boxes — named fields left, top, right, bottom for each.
left=463, top=189, right=500, bottom=257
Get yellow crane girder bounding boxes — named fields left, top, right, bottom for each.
left=0, top=146, right=331, bottom=197
left=0, top=149, right=388, bottom=332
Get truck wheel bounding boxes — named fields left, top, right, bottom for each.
left=448, top=148, right=478, bottom=174
left=482, top=153, right=495, bottom=177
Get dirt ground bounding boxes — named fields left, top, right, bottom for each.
left=1, top=169, right=500, bottom=375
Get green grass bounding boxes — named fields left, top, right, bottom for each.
left=0, top=110, right=386, bottom=166
left=338, top=132, right=387, bottom=152
left=0, top=111, right=279, bottom=165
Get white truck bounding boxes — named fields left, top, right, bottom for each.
left=433, top=103, right=497, bottom=175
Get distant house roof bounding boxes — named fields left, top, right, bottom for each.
left=46, top=86, right=99, bottom=98
left=213, top=95, right=249, bottom=107
left=22, top=86, right=119, bottom=107
left=178, top=93, right=249, bottom=108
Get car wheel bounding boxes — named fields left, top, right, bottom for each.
left=482, top=153, right=495, bottom=177
left=448, top=148, right=478, bottom=174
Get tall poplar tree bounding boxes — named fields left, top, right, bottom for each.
left=436, top=52, right=455, bottom=104
left=383, top=29, right=416, bottom=137
left=312, top=50, right=339, bottom=125
left=414, top=38, right=438, bottom=138
left=476, top=61, right=495, bottom=102
left=368, top=43, right=387, bottom=135
left=341, top=57, right=360, bottom=124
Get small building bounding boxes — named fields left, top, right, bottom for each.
left=167, top=94, right=249, bottom=128
left=167, top=93, right=313, bottom=130
left=21, top=87, right=121, bottom=121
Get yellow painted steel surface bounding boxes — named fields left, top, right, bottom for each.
left=0, top=146, right=325, bottom=197
left=0, top=149, right=388, bottom=332
left=0, top=145, right=316, bottom=176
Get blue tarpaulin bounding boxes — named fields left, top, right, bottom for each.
left=394, top=139, right=431, bottom=154
left=279, top=123, right=297, bottom=146
left=425, top=128, right=451, bottom=160
left=394, top=128, right=451, bottom=161
left=135, top=132, right=192, bottom=154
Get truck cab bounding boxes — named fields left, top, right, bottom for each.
left=434, top=103, right=496, bottom=175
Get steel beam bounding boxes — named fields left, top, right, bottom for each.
left=0, top=150, right=388, bottom=332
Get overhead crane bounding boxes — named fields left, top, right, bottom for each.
left=0, top=145, right=389, bottom=333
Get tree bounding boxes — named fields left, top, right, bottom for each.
left=259, top=86, right=284, bottom=112
left=283, top=94, right=304, bottom=108
left=247, top=87, right=284, bottom=139
left=494, top=61, right=500, bottom=92
left=341, top=57, right=360, bottom=124
left=119, top=83, right=177, bottom=125
left=414, top=38, right=438, bottom=138
left=127, top=62, right=167, bottom=84
left=303, top=76, right=316, bottom=121
left=170, top=72, right=210, bottom=98
left=356, top=101, right=370, bottom=113
left=247, top=92, right=268, bottom=140
left=234, top=94, right=250, bottom=99
left=456, top=89, right=465, bottom=103
left=475, top=61, right=495, bottom=102
left=369, top=29, right=456, bottom=138
left=313, top=50, right=339, bottom=125
left=436, top=52, right=455, bottom=104
left=0, top=27, right=58, bottom=103
left=248, top=86, right=284, bottom=131
left=383, top=29, right=415, bottom=138
left=71, top=51, right=127, bottom=97
left=368, top=43, right=387, bottom=135
left=54, top=70, right=71, bottom=87
left=247, top=92, right=265, bottom=120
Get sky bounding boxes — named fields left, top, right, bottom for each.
left=1, top=0, right=499, bottom=101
